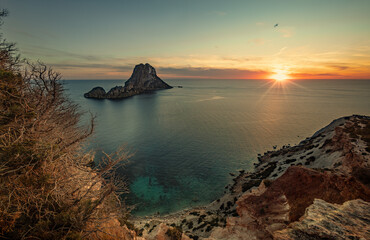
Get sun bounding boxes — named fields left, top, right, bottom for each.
left=270, top=69, right=289, bottom=82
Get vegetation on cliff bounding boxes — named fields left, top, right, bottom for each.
left=0, top=10, right=129, bottom=239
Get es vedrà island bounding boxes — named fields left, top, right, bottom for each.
left=84, top=63, right=172, bottom=99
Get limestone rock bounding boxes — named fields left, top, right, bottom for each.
left=143, top=223, right=191, bottom=240
left=124, top=63, right=172, bottom=91
left=84, top=63, right=172, bottom=99
left=273, top=199, right=370, bottom=240
left=207, top=164, right=370, bottom=240
left=105, top=86, right=138, bottom=99
left=239, top=166, right=370, bottom=223
left=84, top=86, right=106, bottom=99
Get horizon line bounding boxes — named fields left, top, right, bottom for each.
left=62, top=78, right=370, bottom=81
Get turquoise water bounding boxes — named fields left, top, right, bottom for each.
left=63, top=79, right=370, bottom=216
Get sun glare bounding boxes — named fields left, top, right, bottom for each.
left=270, top=69, right=289, bottom=82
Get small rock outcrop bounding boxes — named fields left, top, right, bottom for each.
left=84, top=87, right=106, bottom=99
left=84, top=63, right=172, bottom=99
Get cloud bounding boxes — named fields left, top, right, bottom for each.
left=43, top=51, right=270, bottom=79
left=220, top=56, right=256, bottom=62
left=23, top=45, right=102, bottom=61
left=5, top=28, right=57, bottom=40
left=23, top=42, right=370, bottom=80
left=51, top=61, right=269, bottom=80
left=290, top=72, right=343, bottom=79
left=272, top=47, right=288, bottom=57
left=51, top=62, right=133, bottom=72
left=158, top=67, right=268, bottom=79
left=212, top=11, right=227, bottom=16
left=277, top=27, right=294, bottom=38
left=251, top=38, right=267, bottom=45
left=328, top=64, right=350, bottom=71
left=6, top=29, right=37, bottom=39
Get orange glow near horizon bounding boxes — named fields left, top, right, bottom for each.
left=56, top=59, right=370, bottom=80
left=270, top=68, right=290, bottom=82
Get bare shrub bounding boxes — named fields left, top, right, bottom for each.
left=0, top=10, right=130, bottom=239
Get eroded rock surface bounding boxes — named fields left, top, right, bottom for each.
left=125, top=63, right=172, bottom=91
left=84, top=86, right=106, bottom=99
left=84, top=63, right=172, bottom=99
left=241, top=166, right=370, bottom=223
left=274, top=199, right=370, bottom=240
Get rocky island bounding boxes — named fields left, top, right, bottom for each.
left=84, top=63, right=172, bottom=99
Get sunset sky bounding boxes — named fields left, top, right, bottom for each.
left=2, top=0, right=370, bottom=80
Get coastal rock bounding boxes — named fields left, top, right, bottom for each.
left=208, top=115, right=370, bottom=239
left=133, top=115, right=370, bottom=240
left=87, top=218, right=145, bottom=240
left=207, top=165, right=370, bottom=240
left=143, top=223, right=191, bottom=240
left=125, top=63, right=172, bottom=91
left=273, top=199, right=370, bottom=240
left=84, top=86, right=106, bottom=99
left=106, top=86, right=125, bottom=98
left=84, top=63, right=172, bottom=99
left=105, top=86, right=138, bottom=99
left=239, top=166, right=370, bottom=223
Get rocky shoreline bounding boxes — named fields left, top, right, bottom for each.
left=84, top=63, right=172, bottom=99
left=129, top=115, right=370, bottom=240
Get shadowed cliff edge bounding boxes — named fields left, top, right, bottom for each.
left=84, top=63, right=172, bottom=99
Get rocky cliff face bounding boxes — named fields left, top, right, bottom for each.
left=273, top=199, right=370, bottom=240
left=206, top=166, right=370, bottom=239
left=131, top=115, right=370, bottom=240
left=205, top=115, right=370, bottom=240
left=125, top=63, right=172, bottom=91
left=84, top=63, right=172, bottom=99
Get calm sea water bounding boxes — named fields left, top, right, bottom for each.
left=63, top=79, right=370, bottom=216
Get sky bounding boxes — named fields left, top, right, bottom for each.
left=1, top=0, right=370, bottom=80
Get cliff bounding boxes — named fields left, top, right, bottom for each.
left=125, top=63, right=172, bottom=91
left=131, top=115, right=370, bottom=240
left=84, top=63, right=172, bottom=99
left=0, top=60, right=136, bottom=238
left=273, top=199, right=370, bottom=240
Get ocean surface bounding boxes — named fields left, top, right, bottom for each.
left=63, top=79, right=370, bottom=216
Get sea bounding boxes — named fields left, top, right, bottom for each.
left=63, top=79, right=370, bottom=216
